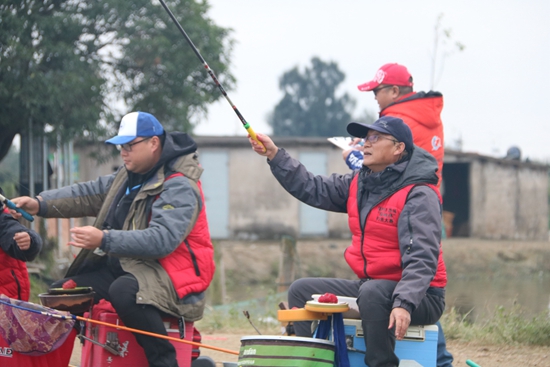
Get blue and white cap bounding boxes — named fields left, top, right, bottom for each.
left=105, top=111, right=164, bottom=145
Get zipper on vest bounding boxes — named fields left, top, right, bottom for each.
left=11, top=269, right=22, bottom=300
left=406, top=213, right=413, bottom=254
left=184, top=239, right=201, bottom=277
left=356, top=177, right=368, bottom=278
left=360, top=230, right=368, bottom=278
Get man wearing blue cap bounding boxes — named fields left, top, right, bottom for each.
left=12, top=111, right=215, bottom=367
left=249, top=116, right=447, bottom=367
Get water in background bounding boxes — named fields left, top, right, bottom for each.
left=215, top=275, right=550, bottom=322
left=445, top=275, right=550, bottom=321
left=212, top=239, right=550, bottom=322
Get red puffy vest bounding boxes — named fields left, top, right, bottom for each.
left=157, top=174, right=215, bottom=298
left=345, top=176, right=447, bottom=287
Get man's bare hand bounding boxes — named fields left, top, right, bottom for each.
left=9, top=196, right=40, bottom=218
left=342, top=148, right=354, bottom=160
left=14, top=232, right=31, bottom=251
left=248, top=133, right=279, bottom=161
left=349, top=137, right=363, bottom=147
left=388, top=307, right=411, bottom=340
left=68, top=226, right=104, bottom=250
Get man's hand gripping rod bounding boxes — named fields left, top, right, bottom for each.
left=0, top=194, right=34, bottom=222
left=158, top=0, right=266, bottom=152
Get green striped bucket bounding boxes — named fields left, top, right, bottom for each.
left=238, top=336, right=335, bottom=367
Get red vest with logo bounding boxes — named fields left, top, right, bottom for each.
left=345, top=176, right=447, bottom=287
left=157, top=175, right=215, bottom=298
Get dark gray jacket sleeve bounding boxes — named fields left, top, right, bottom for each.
left=268, top=148, right=353, bottom=213
left=0, top=212, right=43, bottom=262
left=101, top=175, right=200, bottom=259
left=38, top=175, right=115, bottom=218
left=393, top=185, right=442, bottom=313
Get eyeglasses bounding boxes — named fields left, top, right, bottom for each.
left=116, top=137, right=152, bottom=152
left=372, top=85, right=393, bottom=96
left=364, top=134, right=399, bottom=144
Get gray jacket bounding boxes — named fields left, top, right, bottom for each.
left=268, top=146, right=444, bottom=313
left=38, top=132, right=209, bottom=320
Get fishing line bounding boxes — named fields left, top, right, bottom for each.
left=0, top=298, right=240, bottom=356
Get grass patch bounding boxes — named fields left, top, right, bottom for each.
left=196, top=292, right=285, bottom=335
left=197, top=295, right=550, bottom=347
left=441, top=305, right=550, bottom=346
left=29, top=274, right=49, bottom=304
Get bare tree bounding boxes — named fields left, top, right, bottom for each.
left=430, top=13, right=466, bottom=90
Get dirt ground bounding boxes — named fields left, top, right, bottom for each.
left=69, top=333, right=550, bottom=367
left=69, top=238, right=550, bottom=366
left=195, top=334, right=550, bottom=367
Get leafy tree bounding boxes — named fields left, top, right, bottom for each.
left=0, top=145, right=19, bottom=198
left=0, top=0, right=234, bottom=162
left=269, top=57, right=356, bottom=137
left=0, top=0, right=106, bottom=161
left=103, top=0, right=235, bottom=132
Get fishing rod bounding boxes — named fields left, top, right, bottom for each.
left=0, top=299, right=239, bottom=356
left=157, top=0, right=266, bottom=152
left=0, top=193, right=34, bottom=222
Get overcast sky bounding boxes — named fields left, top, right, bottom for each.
left=194, top=0, right=550, bottom=163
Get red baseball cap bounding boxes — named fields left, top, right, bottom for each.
left=357, top=63, right=413, bottom=92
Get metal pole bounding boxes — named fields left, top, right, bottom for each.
left=28, top=118, right=35, bottom=230
left=43, top=137, right=48, bottom=231
left=68, top=141, right=74, bottom=231
left=56, top=135, right=63, bottom=258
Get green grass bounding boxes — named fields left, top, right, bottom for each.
left=440, top=305, right=550, bottom=346
left=29, top=274, right=50, bottom=304
left=197, top=297, right=550, bottom=346
left=196, top=292, right=285, bottom=335
left=28, top=257, right=550, bottom=347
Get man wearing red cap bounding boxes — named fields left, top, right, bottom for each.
left=345, top=63, right=444, bottom=189
left=346, top=63, right=451, bottom=367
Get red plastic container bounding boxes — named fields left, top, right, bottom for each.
left=0, top=328, right=76, bottom=367
left=81, top=311, right=194, bottom=367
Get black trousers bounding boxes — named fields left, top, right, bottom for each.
left=288, top=277, right=445, bottom=367
left=51, top=268, right=178, bottom=367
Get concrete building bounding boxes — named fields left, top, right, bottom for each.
left=442, top=150, right=548, bottom=240
left=65, top=136, right=548, bottom=241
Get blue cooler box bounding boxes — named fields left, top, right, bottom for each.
left=344, top=319, right=438, bottom=367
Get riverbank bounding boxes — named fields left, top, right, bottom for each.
left=69, top=238, right=550, bottom=366
left=69, top=331, right=550, bottom=367
left=217, top=238, right=550, bottom=315
left=191, top=334, right=549, bottom=367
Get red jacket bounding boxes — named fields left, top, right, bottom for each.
left=381, top=91, right=444, bottom=187
left=0, top=208, right=42, bottom=301
left=345, top=177, right=447, bottom=287
left=0, top=249, right=31, bottom=301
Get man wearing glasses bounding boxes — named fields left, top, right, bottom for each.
left=344, top=63, right=452, bottom=367
left=12, top=111, right=215, bottom=367
left=344, top=63, right=444, bottom=191
left=249, top=116, right=447, bottom=367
